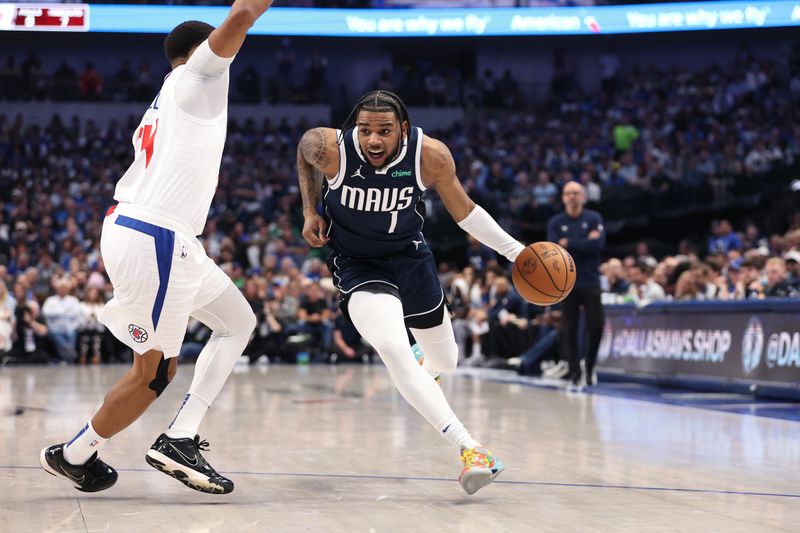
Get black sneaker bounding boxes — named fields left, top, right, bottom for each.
left=145, top=434, right=233, bottom=494
left=40, top=444, right=118, bottom=492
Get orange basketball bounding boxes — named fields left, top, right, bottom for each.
left=512, top=241, right=576, bottom=306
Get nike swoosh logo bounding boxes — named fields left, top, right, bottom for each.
left=442, top=424, right=451, bottom=433
left=168, top=443, right=198, bottom=466
left=64, top=470, right=85, bottom=484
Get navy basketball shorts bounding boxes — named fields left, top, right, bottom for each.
left=328, top=246, right=446, bottom=329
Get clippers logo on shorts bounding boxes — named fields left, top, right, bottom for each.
left=129, top=324, right=149, bottom=343
left=741, top=316, right=764, bottom=374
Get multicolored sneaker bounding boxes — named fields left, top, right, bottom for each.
left=458, top=446, right=504, bottom=495
left=412, top=343, right=441, bottom=383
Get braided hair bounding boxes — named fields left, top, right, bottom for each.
left=339, top=90, right=410, bottom=142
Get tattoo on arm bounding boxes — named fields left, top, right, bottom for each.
left=297, top=129, right=327, bottom=214
left=300, top=128, right=328, bottom=167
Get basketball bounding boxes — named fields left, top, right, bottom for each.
left=512, top=242, right=576, bottom=306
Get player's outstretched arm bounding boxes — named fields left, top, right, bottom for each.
left=422, top=136, right=525, bottom=262
left=296, top=127, right=340, bottom=247
left=208, top=0, right=273, bottom=58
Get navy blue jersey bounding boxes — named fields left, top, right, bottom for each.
left=547, top=209, right=605, bottom=289
left=323, top=126, right=426, bottom=258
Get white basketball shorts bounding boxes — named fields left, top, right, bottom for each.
left=98, top=204, right=230, bottom=358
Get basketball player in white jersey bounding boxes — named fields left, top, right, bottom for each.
left=40, top=0, right=274, bottom=494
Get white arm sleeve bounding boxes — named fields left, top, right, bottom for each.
left=174, top=39, right=235, bottom=120
left=457, top=205, right=525, bottom=262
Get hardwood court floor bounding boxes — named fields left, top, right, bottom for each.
left=1, top=363, right=798, bottom=532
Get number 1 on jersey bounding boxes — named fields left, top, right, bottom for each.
left=388, top=210, right=399, bottom=234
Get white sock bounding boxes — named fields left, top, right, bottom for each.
left=166, top=393, right=210, bottom=439
left=436, top=414, right=481, bottom=450
left=63, top=421, right=108, bottom=465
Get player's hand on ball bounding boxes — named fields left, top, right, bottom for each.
left=302, top=213, right=330, bottom=248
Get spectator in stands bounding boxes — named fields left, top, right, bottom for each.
left=52, top=60, right=78, bottom=101
left=0, top=56, right=23, bottom=100
left=466, top=235, right=496, bottom=273
left=674, top=271, right=702, bottom=301
left=580, top=171, right=602, bottom=203
left=78, top=287, right=105, bottom=365
left=110, top=60, right=135, bottom=101
left=21, top=52, right=47, bottom=101
left=736, top=257, right=765, bottom=299
left=306, top=49, right=328, bottom=102
left=635, top=242, right=658, bottom=268
left=532, top=171, right=558, bottom=213
left=0, top=280, right=13, bottom=353
left=133, top=61, right=154, bottom=101
left=785, top=250, right=800, bottom=286
left=764, top=257, right=797, bottom=298
left=79, top=62, right=104, bottom=101
left=613, top=113, right=639, bottom=157
left=245, top=279, right=285, bottom=362
left=41, top=277, right=82, bottom=362
left=485, top=276, right=530, bottom=362
left=276, top=38, right=296, bottom=77
left=626, top=261, right=665, bottom=305
left=600, top=52, right=620, bottom=94
left=424, top=68, right=447, bottom=106
left=708, top=219, right=741, bottom=255
left=297, top=282, right=332, bottom=360
left=331, top=310, right=369, bottom=364
left=3, top=284, right=49, bottom=364
left=513, top=310, right=561, bottom=377
left=237, top=64, right=262, bottom=103
left=740, top=222, right=769, bottom=252
left=604, top=258, right=630, bottom=296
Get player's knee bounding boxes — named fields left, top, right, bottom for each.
left=371, top=338, right=408, bottom=362
left=147, top=355, right=174, bottom=397
left=166, top=359, right=178, bottom=382
left=243, top=309, right=257, bottom=335
left=434, top=340, right=459, bottom=372
left=217, top=305, right=256, bottom=339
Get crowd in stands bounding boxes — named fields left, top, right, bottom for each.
left=0, top=46, right=526, bottom=108
left=1, top=46, right=799, bottom=368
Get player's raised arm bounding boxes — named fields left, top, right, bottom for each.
left=421, top=136, right=525, bottom=262
left=296, top=127, right=340, bottom=247
left=208, top=0, right=273, bottom=58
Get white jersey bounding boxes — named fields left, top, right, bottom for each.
left=113, top=39, right=234, bottom=236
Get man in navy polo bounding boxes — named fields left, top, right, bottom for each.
left=547, top=182, right=605, bottom=387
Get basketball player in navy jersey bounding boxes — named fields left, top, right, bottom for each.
left=296, top=91, right=524, bottom=494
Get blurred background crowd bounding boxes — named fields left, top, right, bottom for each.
left=1, top=32, right=798, bottom=372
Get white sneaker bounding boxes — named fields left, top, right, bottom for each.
left=543, top=360, right=569, bottom=379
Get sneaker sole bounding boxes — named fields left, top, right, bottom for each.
left=145, top=450, right=232, bottom=494
left=39, top=448, right=114, bottom=492
left=459, top=464, right=504, bottom=496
